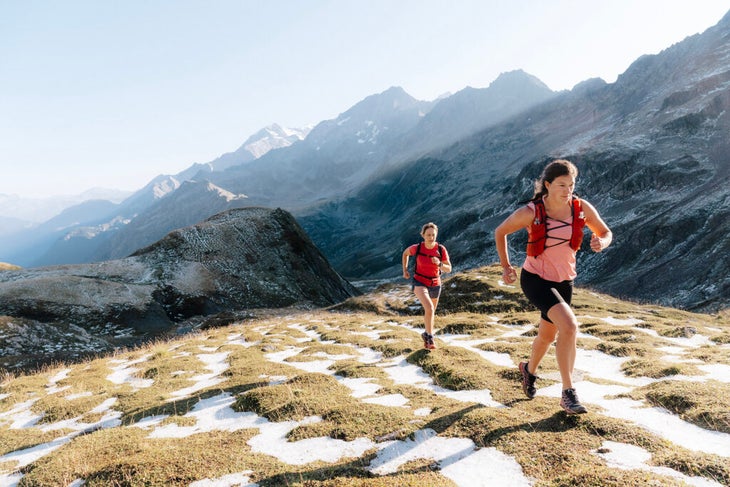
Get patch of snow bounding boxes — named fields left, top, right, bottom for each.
left=635, top=328, right=713, bottom=348
left=0, top=403, right=122, bottom=483
left=130, top=415, right=168, bottom=429
left=539, top=381, right=730, bottom=457
left=247, top=415, right=375, bottom=465
left=362, top=394, right=409, bottom=407
left=356, top=347, right=383, bottom=364
left=593, top=440, right=723, bottom=486
left=697, top=363, right=730, bottom=382
left=599, top=316, right=644, bottom=326
left=265, top=347, right=304, bottom=364
left=0, top=472, right=23, bottom=487
left=260, top=374, right=288, bottom=386
left=577, top=349, right=654, bottom=387
left=379, top=356, right=503, bottom=407
left=168, top=352, right=230, bottom=400
left=106, top=355, right=154, bottom=389
left=368, top=428, right=532, bottom=486
left=149, top=393, right=264, bottom=438
left=440, top=446, right=533, bottom=487
left=0, top=399, right=42, bottom=429
left=46, top=368, right=71, bottom=394
left=339, top=377, right=382, bottom=398
left=497, top=323, right=535, bottom=338
left=189, top=471, right=258, bottom=487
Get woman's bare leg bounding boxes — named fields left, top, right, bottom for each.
left=413, top=286, right=436, bottom=335
left=546, top=302, right=579, bottom=389
left=527, top=319, right=558, bottom=375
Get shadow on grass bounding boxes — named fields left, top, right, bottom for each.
left=480, top=411, right=584, bottom=445
left=120, top=381, right=267, bottom=424
left=250, top=443, right=460, bottom=487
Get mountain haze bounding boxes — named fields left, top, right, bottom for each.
left=0, top=126, right=305, bottom=266
left=206, top=86, right=437, bottom=209
left=7, top=74, right=554, bottom=267
left=3, top=11, right=730, bottom=313
left=396, top=69, right=555, bottom=161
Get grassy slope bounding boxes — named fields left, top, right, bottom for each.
left=1, top=265, right=728, bottom=486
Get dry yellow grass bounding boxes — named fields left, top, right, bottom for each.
left=0, top=265, right=728, bottom=486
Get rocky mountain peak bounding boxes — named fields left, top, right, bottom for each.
left=488, top=69, right=551, bottom=93
left=342, top=86, right=421, bottom=116
left=239, top=123, right=311, bottom=161
left=308, top=86, right=430, bottom=141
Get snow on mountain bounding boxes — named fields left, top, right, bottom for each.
left=242, top=124, right=311, bottom=160
left=206, top=124, right=311, bottom=172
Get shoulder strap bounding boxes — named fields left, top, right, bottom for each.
left=570, top=197, right=586, bottom=250
left=526, top=200, right=547, bottom=256
left=534, top=199, right=546, bottom=224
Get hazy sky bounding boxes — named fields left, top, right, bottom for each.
left=1, top=1, right=728, bottom=198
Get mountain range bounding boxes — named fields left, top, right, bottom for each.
left=2, top=9, right=730, bottom=312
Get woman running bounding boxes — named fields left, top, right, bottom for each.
left=494, top=159, right=612, bottom=414
left=402, top=222, right=452, bottom=350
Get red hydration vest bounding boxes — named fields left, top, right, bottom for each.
left=526, top=197, right=585, bottom=257
left=412, top=242, right=445, bottom=286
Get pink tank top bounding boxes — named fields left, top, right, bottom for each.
left=522, top=202, right=578, bottom=282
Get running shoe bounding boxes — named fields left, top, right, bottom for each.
left=560, top=388, right=588, bottom=414
left=518, top=361, right=537, bottom=399
left=421, top=332, right=436, bottom=350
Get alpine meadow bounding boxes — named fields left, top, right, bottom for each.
left=2, top=8, right=730, bottom=487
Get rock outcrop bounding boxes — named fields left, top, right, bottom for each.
left=0, top=207, right=359, bottom=371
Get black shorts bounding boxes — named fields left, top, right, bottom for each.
left=520, top=269, right=573, bottom=323
left=412, top=279, right=442, bottom=299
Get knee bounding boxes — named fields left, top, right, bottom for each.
left=560, top=320, right=578, bottom=338
left=535, top=329, right=557, bottom=346
left=547, top=305, right=578, bottom=338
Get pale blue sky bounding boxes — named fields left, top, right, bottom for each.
left=1, top=1, right=728, bottom=198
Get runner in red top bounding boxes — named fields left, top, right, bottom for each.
left=494, top=159, right=612, bottom=414
left=402, top=222, right=452, bottom=349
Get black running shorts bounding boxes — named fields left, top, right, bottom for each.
left=520, top=269, right=573, bottom=323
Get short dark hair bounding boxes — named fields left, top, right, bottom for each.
left=421, top=222, right=438, bottom=234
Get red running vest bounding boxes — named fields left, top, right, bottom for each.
left=526, top=197, right=586, bottom=256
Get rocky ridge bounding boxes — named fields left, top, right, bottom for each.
left=0, top=207, right=358, bottom=371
